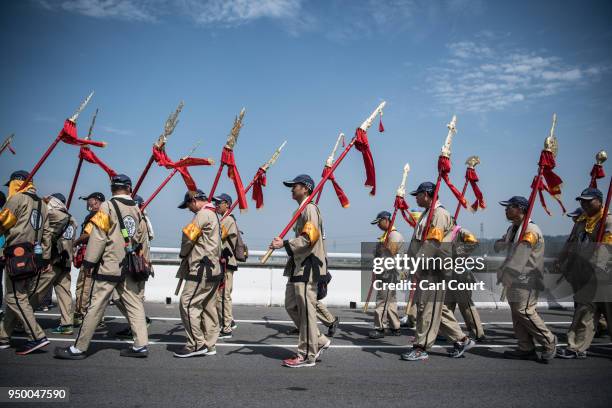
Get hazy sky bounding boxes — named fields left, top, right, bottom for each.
left=1, top=0, right=611, bottom=251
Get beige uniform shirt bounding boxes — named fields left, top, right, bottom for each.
left=47, top=206, right=77, bottom=269
left=220, top=215, right=239, bottom=270
left=0, top=190, right=52, bottom=261
left=498, top=220, right=545, bottom=288
left=83, top=195, right=150, bottom=281
left=408, top=203, right=453, bottom=263
left=177, top=203, right=222, bottom=281
left=283, top=201, right=328, bottom=280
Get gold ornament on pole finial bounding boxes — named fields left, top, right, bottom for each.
left=544, top=113, right=558, bottom=157
left=465, top=155, right=480, bottom=169
left=69, top=91, right=94, bottom=123
left=595, top=150, right=607, bottom=165
left=225, top=108, right=246, bottom=150
left=155, top=101, right=184, bottom=149
left=440, top=115, right=458, bottom=158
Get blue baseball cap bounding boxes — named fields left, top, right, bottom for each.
left=111, top=174, right=132, bottom=188
left=50, top=193, right=67, bottom=204
left=410, top=182, right=435, bottom=196
left=575, top=188, right=603, bottom=202
left=283, top=174, right=315, bottom=192
left=133, top=194, right=144, bottom=207
left=213, top=193, right=232, bottom=206
left=4, top=170, right=29, bottom=186
left=178, top=189, right=207, bottom=209
left=499, top=196, right=529, bottom=211
left=566, top=208, right=583, bottom=218
left=371, top=210, right=392, bottom=225
left=79, top=192, right=105, bottom=202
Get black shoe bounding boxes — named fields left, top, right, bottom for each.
left=369, top=330, right=385, bottom=339
left=16, top=337, right=50, bottom=355
left=385, top=328, right=401, bottom=336
left=231, top=320, right=238, bottom=330
left=540, top=336, right=557, bottom=363
left=54, top=346, right=86, bottom=360
left=556, top=348, right=587, bottom=359
left=503, top=349, right=537, bottom=360
left=173, top=345, right=207, bottom=358
left=448, top=338, right=475, bottom=358
left=115, top=327, right=133, bottom=339
left=328, top=317, right=339, bottom=337
left=120, top=346, right=148, bottom=358
left=218, top=330, right=233, bottom=339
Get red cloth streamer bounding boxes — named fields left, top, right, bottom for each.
left=221, top=147, right=248, bottom=211
left=378, top=116, right=385, bottom=133
left=465, top=167, right=486, bottom=211
left=590, top=164, right=605, bottom=188
left=79, top=148, right=117, bottom=178
left=394, top=196, right=416, bottom=227
left=438, top=156, right=467, bottom=208
left=321, top=166, right=350, bottom=208
left=151, top=146, right=214, bottom=191
left=535, top=150, right=566, bottom=215
left=59, top=120, right=106, bottom=148
left=354, top=128, right=376, bottom=196
left=252, top=168, right=267, bottom=209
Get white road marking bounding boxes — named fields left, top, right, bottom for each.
left=34, top=313, right=572, bottom=326
left=14, top=336, right=612, bottom=350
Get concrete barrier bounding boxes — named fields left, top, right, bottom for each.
left=59, top=247, right=575, bottom=309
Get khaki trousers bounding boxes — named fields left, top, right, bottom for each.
left=375, top=288, right=400, bottom=330
left=0, top=273, right=46, bottom=341
left=180, top=278, right=220, bottom=351
left=567, top=302, right=596, bottom=352
left=75, top=267, right=94, bottom=316
left=27, top=265, right=74, bottom=326
left=414, top=273, right=466, bottom=350
left=445, top=289, right=485, bottom=339
left=507, top=286, right=555, bottom=352
left=285, top=280, right=329, bottom=362
left=216, top=270, right=234, bottom=332
left=74, top=275, right=148, bottom=351
left=316, top=301, right=335, bottom=327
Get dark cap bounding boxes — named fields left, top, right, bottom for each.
left=410, top=182, right=435, bottom=196
left=213, top=193, right=232, bottom=206
left=178, top=189, right=207, bottom=209
left=575, top=188, right=603, bottom=202
left=133, top=194, right=144, bottom=207
left=566, top=208, right=583, bottom=218
left=371, top=210, right=392, bottom=225
left=499, top=196, right=529, bottom=211
left=50, top=193, right=67, bottom=204
left=111, top=174, right=132, bottom=188
left=79, top=192, right=105, bottom=202
left=283, top=174, right=315, bottom=192
left=4, top=170, right=29, bottom=186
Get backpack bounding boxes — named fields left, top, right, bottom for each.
left=228, top=215, right=248, bottom=262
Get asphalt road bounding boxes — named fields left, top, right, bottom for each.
left=1, top=304, right=611, bottom=408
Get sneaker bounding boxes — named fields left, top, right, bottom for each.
left=503, top=349, right=538, bottom=360
left=448, top=338, right=475, bottom=358
left=54, top=346, right=86, bottom=360
left=120, top=346, right=148, bottom=358
left=286, top=327, right=299, bottom=335
left=328, top=317, right=339, bottom=337
left=16, top=337, right=50, bottom=355
left=41, top=305, right=49, bottom=312
left=146, top=317, right=152, bottom=327
left=115, top=327, right=133, bottom=339
left=315, top=339, right=331, bottom=360
left=173, top=345, right=207, bottom=358
left=401, top=347, right=429, bottom=361
left=369, top=330, right=385, bottom=339
left=204, top=346, right=217, bottom=356
left=282, top=354, right=315, bottom=368
left=400, top=316, right=416, bottom=329
left=540, top=336, right=557, bottom=362
left=218, top=330, right=233, bottom=339
left=51, top=325, right=74, bottom=335
left=557, top=348, right=586, bottom=360
left=385, top=328, right=401, bottom=336
left=73, top=317, right=83, bottom=328
left=0, top=341, right=11, bottom=350
left=231, top=320, right=238, bottom=330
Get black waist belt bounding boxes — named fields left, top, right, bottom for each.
left=289, top=254, right=324, bottom=283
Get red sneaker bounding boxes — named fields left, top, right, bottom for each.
left=282, top=354, right=315, bottom=368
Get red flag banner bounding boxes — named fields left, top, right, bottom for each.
left=321, top=166, right=350, bottom=208
left=221, top=147, right=248, bottom=211
left=465, top=167, right=486, bottom=211
left=252, top=168, right=267, bottom=209
left=535, top=150, right=566, bottom=215
left=438, top=156, right=467, bottom=208
left=354, top=128, right=376, bottom=196
left=394, top=196, right=416, bottom=227
left=79, top=148, right=117, bottom=178
left=590, top=164, right=605, bottom=188
left=59, top=120, right=106, bottom=148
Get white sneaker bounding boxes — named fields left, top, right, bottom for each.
left=315, top=339, right=331, bottom=360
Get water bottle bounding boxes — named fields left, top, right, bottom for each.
left=34, top=241, right=43, bottom=255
